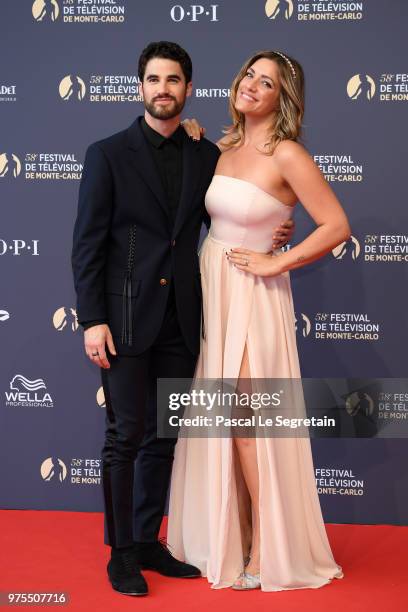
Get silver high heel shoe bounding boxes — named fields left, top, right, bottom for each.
left=231, top=571, right=261, bottom=590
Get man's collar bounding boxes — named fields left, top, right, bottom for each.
left=140, top=116, right=184, bottom=149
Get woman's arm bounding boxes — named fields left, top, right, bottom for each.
left=273, top=140, right=351, bottom=272
left=228, top=141, right=351, bottom=275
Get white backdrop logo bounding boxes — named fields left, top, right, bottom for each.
left=345, top=392, right=374, bottom=417
left=265, top=0, right=293, bottom=20
left=347, top=74, right=375, bottom=101
left=0, top=153, right=21, bottom=178
left=332, top=236, right=361, bottom=261
left=0, top=239, right=40, bottom=256
left=170, top=4, right=219, bottom=21
left=295, top=312, right=311, bottom=337
left=0, top=310, right=10, bottom=322
left=59, top=75, right=86, bottom=101
left=5, top=375, right=53, bottom=407
left=97, top=386, right=106, bottom=408
left=32, top=0, right=60, bottom=22
left=41, top=457, right=67, bottom=482
left=53, top=307, right=79, bottom=332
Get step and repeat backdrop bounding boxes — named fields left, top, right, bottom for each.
left=1, top=1, right=407, bottom=524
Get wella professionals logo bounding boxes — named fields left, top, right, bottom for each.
left=265, top=0, right=293, bottom=20
left=41, top=457, right=67, bottom=482
left=32, top=0, right=60, bottom=22
left=5, top=375, right=54, bottom=407
left=0, top=310, right=10, bottom=322
left=53, top=307, right=79, bottom=332
left=332, top=236, right=361, bottom=261
left=0, top=153, right=21, bottom=178
left=59, top=75, right=86, bottom=101
left=347, top=74, right=376, bottom=101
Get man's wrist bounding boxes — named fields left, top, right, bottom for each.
left=81, top=319, right=108, bottom=331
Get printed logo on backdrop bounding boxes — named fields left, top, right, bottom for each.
left=170, top=4, right=219, bottom=21
left=40, top=457, right=102, bottom=486
left=295, top=313, right=311, bottom=337
left=347, top=73, right=408, bottom=102
left=332, top=234, right=408, bottom=264
left=315, top=467, right=364, bottom=496
left=0, top=310, right=10, bottom=322
left=265, top=0, right=294, bottom=20
left=332, top=236, right=361, bottom=261
left=0, top=85, right=17, bottom=103
left=41, top=458, right=67, bottom=482
left=266, top=0, right=364, bottom=22
left=32, top=0, right=60, bottom=22
left=97, top=387, right=106, bottom=408
left=0, top=154, right=21, bottom=178
left=59, top=75, right=86, bottom=101
left=58, top=74, right=141, bottom=103
left=53, top=307, right=79, bottom=332
left=1, top=152, right=82, bottom=181
left=314, top=154, right=363, bottom=182
left=345, top=391, right=374, bottom=416
left=195, top=87, right=230, bottom=99
left=5, top=375, right=53, bottom=407
left=364, top=234, right=408, bottom=263
left=0, top=239, right=39, bottom=256
left=295, top=311, right=381, bottom=341
left=33, top=0, right=126, bottom=23
left=347, top=74, right=375, bottom=101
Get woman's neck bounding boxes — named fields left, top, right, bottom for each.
left=241, top=114, right=276, bottom=149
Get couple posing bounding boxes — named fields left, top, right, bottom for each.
left=72, top=41, right=349, bottom=595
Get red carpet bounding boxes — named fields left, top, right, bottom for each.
left=1, top=511, right=407, bottom=611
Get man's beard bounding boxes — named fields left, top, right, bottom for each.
left=144, top=95, right=186, bottom=120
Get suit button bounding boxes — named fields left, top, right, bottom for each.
left=171, top=240, right=176, bottom=247
left=160, top=278, right=168, bottom=286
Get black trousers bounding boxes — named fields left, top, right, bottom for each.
left=101, top=287, right=197, bottom=548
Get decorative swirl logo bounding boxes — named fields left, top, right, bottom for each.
left=10, top=375, right=47, bottom=392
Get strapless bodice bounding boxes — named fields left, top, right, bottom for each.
left=205, top=174, right=294, bottom=252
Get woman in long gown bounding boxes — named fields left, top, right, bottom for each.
left=167, top=50, right=351, bottom=591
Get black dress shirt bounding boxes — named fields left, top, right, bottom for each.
left=81, top=117, right=184, bottom=331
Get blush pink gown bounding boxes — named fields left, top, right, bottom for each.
left=167, top=174, right=343, bottom=591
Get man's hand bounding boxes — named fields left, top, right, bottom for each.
left=272, top=218, right=295, bottom=249
left=84, top=324, right=117, bottom=369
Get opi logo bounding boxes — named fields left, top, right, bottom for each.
left=170, top=4, right=218, bottom=21
left=0, top=240, right=40, bottom=256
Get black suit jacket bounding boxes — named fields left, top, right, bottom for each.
left=71, top=116, right=220, bottom=355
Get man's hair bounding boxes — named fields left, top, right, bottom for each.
left=138, top=41, right=192, bottom=83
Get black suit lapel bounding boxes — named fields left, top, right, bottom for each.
left=126, top=118, right=171, bottom=223
left=172, top=134, right=201, bottom=239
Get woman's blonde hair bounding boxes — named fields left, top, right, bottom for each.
left=222, top=50, right=305, bottom=155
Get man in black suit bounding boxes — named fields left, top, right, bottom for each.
left=72, top=41, right=293, bottom=596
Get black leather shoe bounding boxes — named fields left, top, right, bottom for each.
left=107, top=547, right=148, bottom=596
left=134, top=539, right=201, bottom=578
